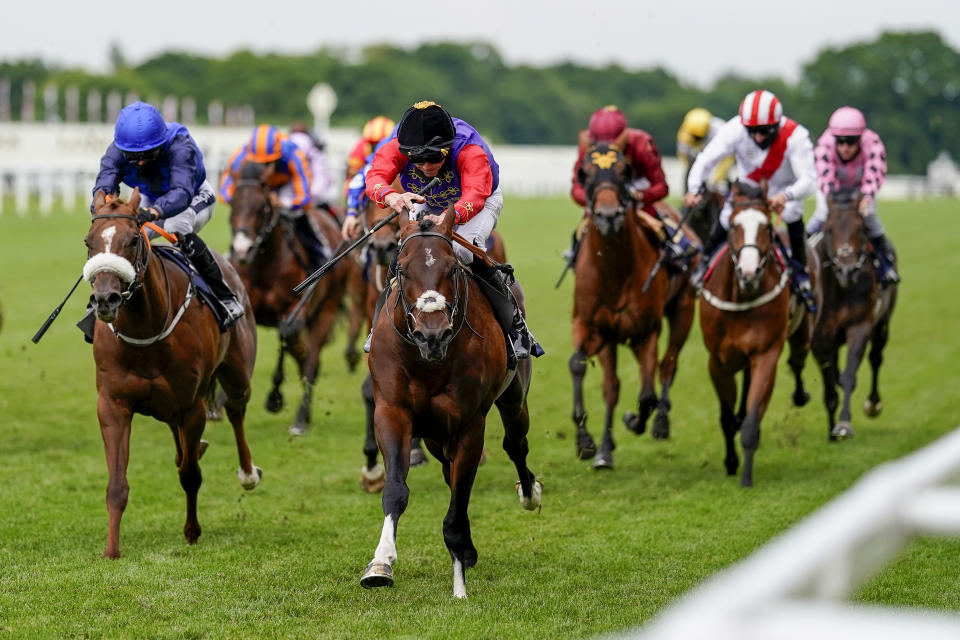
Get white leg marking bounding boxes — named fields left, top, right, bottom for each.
left=518, top=479, right=543, bottom=510
left=453, top=558, right=467, bottom=599
left=373, top=515, right=397, bottom=565
left=237, top=465, right=260, bottom=489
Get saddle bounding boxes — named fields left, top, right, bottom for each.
left=153, top=246, right=233, bottom=331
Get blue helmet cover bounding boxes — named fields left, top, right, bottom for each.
left=114, top=101, right=168, bottom=152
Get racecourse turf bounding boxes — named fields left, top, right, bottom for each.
left=0, top=195, right=958, bottom=639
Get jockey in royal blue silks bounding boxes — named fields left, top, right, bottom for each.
left=343, top=100, right=543, bottom=368
left=90, top=101, right=244, bottom=329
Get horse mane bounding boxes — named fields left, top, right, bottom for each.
left=418, top=218, right=435, bottom=232
left=829, top=187, right=861, bottom=205
left=240, top=161, right=266, bottom=181
left=733, top=180, right=764, bottom=200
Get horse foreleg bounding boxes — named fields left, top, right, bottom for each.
left=655, top=288, right=696, bottom=439
left=343, top=264, right=366, bottom=373
left=864, top=317, right=891, bottom=417
left=361, top=406, right=413, bottom=589
left=496, top=372, right=541, bottom=509
left=740, top=350, right=780, bottom=488
left=625, top=333, right=659, bottom=438
left=707, top=356, right=739, bottom=477
left=835, top=323, right=872, bottom=439
left=569, top=348, right=595, bottom=460
left=737, top=369, right=751, bottom=425
left=593, top=344, right=619, bottom=469
left=291, top=301, right=339, bottom=436
left=444, top=418, right=485, bottom=598
left=787, top=322, right=812, bottom=407
left=98, top=395, right=133, bottom=558
left=360, top=374, right=384, bottom=493
left=178, top=403, right=207, bottom=545
left=813, top=336, right=841, bottom=439
left=265, top=341, right=285, bottom=413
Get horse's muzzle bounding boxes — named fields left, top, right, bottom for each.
left=412, top=326, right=453, bottom=362
left=90, top=289, right=122, bottom=323
left=592, top=208, right=624, bottom=236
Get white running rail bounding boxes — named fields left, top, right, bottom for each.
left=625, top=426, right=960, bottom=640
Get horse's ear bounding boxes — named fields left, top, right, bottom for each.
left=612, top=128, right=629, bottom=151
left=438, top=206, right=456, bottom=236
left=130, top=187, right=141, bottom=210
left=399, top=215, right=419, bottom=241
left=93, top=189, right=106, bottom=212
left=578, top=129, right=591, bottom=154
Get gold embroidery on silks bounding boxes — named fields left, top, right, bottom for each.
left=404, top=168, right=460, bottom=210
left=464, top=202, right=474, bottom=213
left=591, top=150, right=619, bottom=170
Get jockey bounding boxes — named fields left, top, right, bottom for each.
left=288, top=121, right=338, bottom=217
left=346, top=100, right=542, bottom=367
left=684, top=89, right=818, bottom=310
left=567, top=105, right=694, bottom=266
left=676, top=107, right=735, bottom=194
left=345, top=115, right=396, bottom=182
left=806, top=106, right=899, bottom=285
left=219, top=125, right=327, bottom=268
left=90, top=101, right=244, bottom=328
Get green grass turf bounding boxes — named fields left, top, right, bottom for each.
left=0, top=195, right=957, bottom=638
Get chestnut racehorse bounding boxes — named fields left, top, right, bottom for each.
left=85, top=190, right=261, bottom=558
left=570, top=137, right=698, bottom=469
left=811, top=191, right=897, bottom=439
left=360, top=212, right=541, bottom=598
left=357, top=198, right=506, bottom=492
left=698, top=181, right=817, bottom=486
left=227, top=161, right=354, bottom=435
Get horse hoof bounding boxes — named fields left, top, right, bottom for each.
left=652, top=414, right=670, bottom=440
left=238, top=465, right=262, bottom=490
left=793, top=390, right=811, bottom=407
left=592, top=453, right=614, bottom=470
left=289, top=424, right=307, bottom=437
left=623, top=412, right=646, bottom=435
left=576, top=441, right=597, bottom=460
left=409, top=447, right=428, bottom=467
left=265, top=391, right=284, bottom=414
left=863, top=399, right=883, bottom=417
left=197, top=440, right=209, bottom=459
left=516, top=479, right=543, bottom=510
left=360, top=561, right=394, bottom=589
left=205, top=407, right=222, bottom=421
left=831, top=422, right=854, bottom=439
left=360, top=464, right=385, bottom=494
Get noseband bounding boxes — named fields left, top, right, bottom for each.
left=392, top=230, right=469, bottom=350
left=822, top=217, right=869, bottom=279
left=89, top=212, right=150, bottom=299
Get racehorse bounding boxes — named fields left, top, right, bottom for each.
left=227, top=161, right=352, bottom=435
left=811, top=190, right=897, bottom=439
left=85, top=189, right=261, bottom=558
left=698, top=181, right=817, bottom=487
left=357, top=198, right=507, bottom=492
left=570, top=136, right=698, bottom=469
left=686, top=187, right=725, bottom=244
left=360, top=211, right=541, bottom=598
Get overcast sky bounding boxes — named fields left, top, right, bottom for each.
left=3, top=0, right=959, bottom=88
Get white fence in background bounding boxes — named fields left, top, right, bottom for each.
left=625, top=425, right=960, bottom=640
left=0, top=122, right=955, bottom=216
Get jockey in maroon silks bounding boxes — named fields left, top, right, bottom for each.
left=565, top=105, right=694, bottom=267
left=345, top=100, right=542, bottom=367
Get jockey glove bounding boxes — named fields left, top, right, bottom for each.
left=136, top=207, right=158, bottom=226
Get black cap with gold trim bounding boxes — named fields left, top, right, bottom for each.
left=397, top=101, right=456, bottom=163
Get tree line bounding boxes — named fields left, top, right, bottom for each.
left=1, top=30, right=957, bottom=174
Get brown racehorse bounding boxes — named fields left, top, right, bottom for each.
left=357, top=198, right=506, bottom=492
left=570, top=137, right=698, bottom=469
left=85, top=189, right=261, bottom=558
left=811, top=191, right=897, bottom=439
left=698, top=181, right=817, bottom=486
left=227, top=161, right=353, bottom=435
left=360, top=212, right=541, bottom=598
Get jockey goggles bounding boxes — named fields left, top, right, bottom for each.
left=122, top=146, right=163, bottom=163
left=399, top=135, right=451, bottom=164
left=834, top=135, right=861, bottom=146
left=746, top=124, right=778, bottom=138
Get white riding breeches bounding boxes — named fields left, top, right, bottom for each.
left=411, top=185, right=504, bottom=264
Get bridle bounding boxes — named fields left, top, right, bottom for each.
left=583, top=147, right=632, bottom=231
left=89, top=212, right=151, bottom=300
left=821, top=207, right=869, bottom=282
left=232, top=180, right=280, bottom=260
left=391, top=230, right=470, bottom=351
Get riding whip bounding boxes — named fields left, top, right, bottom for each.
left=293, top=177, right=441, bottom=294
left=31, top=274, right=84, bottom=344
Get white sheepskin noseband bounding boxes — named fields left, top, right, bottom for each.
left=415, top=290, right=447, bottom=313
left=83, top=253, right=137, bottom=283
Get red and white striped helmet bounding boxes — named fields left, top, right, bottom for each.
left=739, top=90, right=783, bottom=127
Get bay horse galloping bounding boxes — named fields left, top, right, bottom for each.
left=357, top=198, right=508, bottom=492
left=228, top=162, right=351, bottom=435
left=570, top=136, right=698, bottom=469
left=360, top=212, right=541, bottom=598
left=811, top=191, right=897, bottom=439
left=698, top=182, right=817, bottom=486
left=85, top=190, right=261, bottom=558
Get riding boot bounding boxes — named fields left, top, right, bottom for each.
left=179, top=232, right=245, bottom=329
left=363, top=255, right=397, bottom=353
left=471, top=259, right=544, bottom=370
left=787, top=220, right=817, bottom=312
left=870, top=233, right=900, bottom=286
left=292, top=211, right=327, bottom=270
left=689, top=220, right=727, bottom=288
